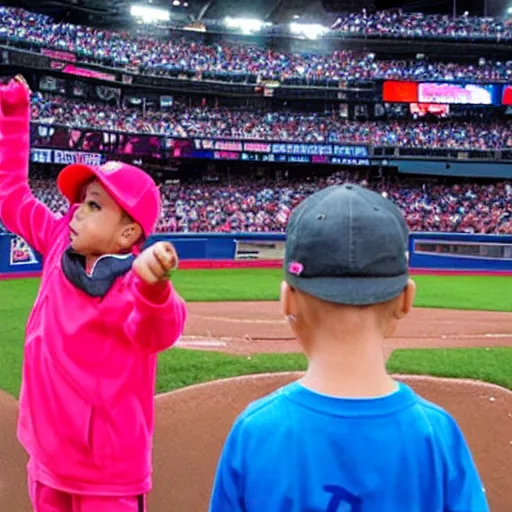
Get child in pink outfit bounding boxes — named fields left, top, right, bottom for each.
left=0, top=77, right=188, bottom=511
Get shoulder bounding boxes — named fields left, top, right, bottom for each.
left=411, top=392, right=487, bottom=500
left=228, top=383, right=295, bottom=440
left=408, top=391, right=468, bottom=448
left=414, top=394, right=460, bottom=429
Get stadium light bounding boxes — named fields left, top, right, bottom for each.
left=224, top=17, right=270, bottom=34
left=289, top=22, right=329, bottom=40
left=130, top=4, right=170, bottom=23
left=508, top=7, right=512, bottom=14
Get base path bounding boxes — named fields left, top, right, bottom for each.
left=178, top=302, right=512, bottom=354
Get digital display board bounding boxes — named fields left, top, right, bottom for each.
left=382, top=81, right=418, bottom=103
left=30, top=124, right=370, bottom=167
left=410, top=103, right=450, bottom=117
left=31, top=125, right=165, bottom=159
left=192, top=139, right=369, bottom=159
left=418, top=82, right=499, bottom=105
left=501, top=85, right=512, bottom=105
left=31, top=148, right=104, bottom=165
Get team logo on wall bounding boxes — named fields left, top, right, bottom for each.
left=10, top=236, right=38, bottom=266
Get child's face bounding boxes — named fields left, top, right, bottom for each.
left=69, top=180, right=140, bottom=257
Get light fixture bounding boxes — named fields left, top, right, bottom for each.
left=224, top=17, right=270, bottom=34
left=289, top=22, right=329, bottom=40
left=130, top=4, right=170, bottom=23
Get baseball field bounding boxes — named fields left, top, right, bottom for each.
left=0, top=269, right=511, bottom=398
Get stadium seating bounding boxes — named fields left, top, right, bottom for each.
left=1, top=8, right=511, bottom=236
left=3, top=7, right=512, bottom=82
left=9, top=172, right=509, bottom=235
left=31, top=94, right=512, bottom=150
left=332, top=10, right=512, bottom=41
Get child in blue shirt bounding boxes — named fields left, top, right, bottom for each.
left=209, top=184, right=489, bottom=512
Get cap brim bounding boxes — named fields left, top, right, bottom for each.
left=57, top=164, right=99, bottom=204
left=286, top=272, right=409, bottom=306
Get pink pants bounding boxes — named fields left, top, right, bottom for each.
left=29, top=477, right=146, bottom=512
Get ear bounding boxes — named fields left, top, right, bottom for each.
left=281, top=281, right=301, bottom=329
left=394, top=279, right=416, bottom=320
left=280, top=280, right=299, bottom=319
left=118, top=222, right=143, bottom=250
left=280, top=280, right=291, bottom=317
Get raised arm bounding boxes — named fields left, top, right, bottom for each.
left=0, top=76, right=59, bottom=256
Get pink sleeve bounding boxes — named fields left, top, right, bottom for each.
left=0, top=116, right=58, bottom=256
left=124, top=275, right=188, bottom=354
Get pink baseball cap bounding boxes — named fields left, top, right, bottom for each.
left=57, top=161, right=160, bottom=238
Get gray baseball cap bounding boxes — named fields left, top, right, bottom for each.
left=284, top=183, right=409, bottom=306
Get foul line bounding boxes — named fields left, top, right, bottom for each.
left=176, top=339, right=228, bottom=348
left=438, top=333, right=512, bottom=340
left=194, top=315, right=286, bottom=324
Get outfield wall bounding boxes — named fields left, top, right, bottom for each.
left=0, top=232, right=511, bottom=278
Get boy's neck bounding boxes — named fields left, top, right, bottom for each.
left=85, top=255, right=98, bottom=275
left=300, top=332, right=396, bottom=399
left=85, top=252, right=129, bottom=274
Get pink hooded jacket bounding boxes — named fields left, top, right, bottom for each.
left=0, top=91, right=187, bottom=496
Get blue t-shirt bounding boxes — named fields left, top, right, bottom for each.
left=209, top=381, right=489, bottom=512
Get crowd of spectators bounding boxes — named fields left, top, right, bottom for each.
left=333, top=10, right=512, bottom=41
left=31, top=94, right=512, bottom=150
left=2, top=8, right=512, bottom=83
left=158, top=174, right=512, bottom=234
left=1, top=172, right=509, bottom=235
left=1, top=10, right=510, bottom=237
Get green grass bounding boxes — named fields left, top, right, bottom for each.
left=0, top=271, right=510, bottom=398
left=155, top=349, right=307, bottom=394
left=1, top=270, right=510, bottom=310
left=173, top=270, right=512, bottom=312
left=155, top=347, right=512, bottom=395
left=386, top=347, right=512, bottom=390
left=2, top=345, right=510, bottom=398
left=174, top=269, right=283, bottom=302
left=412, top=274, right=512, bottom=312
